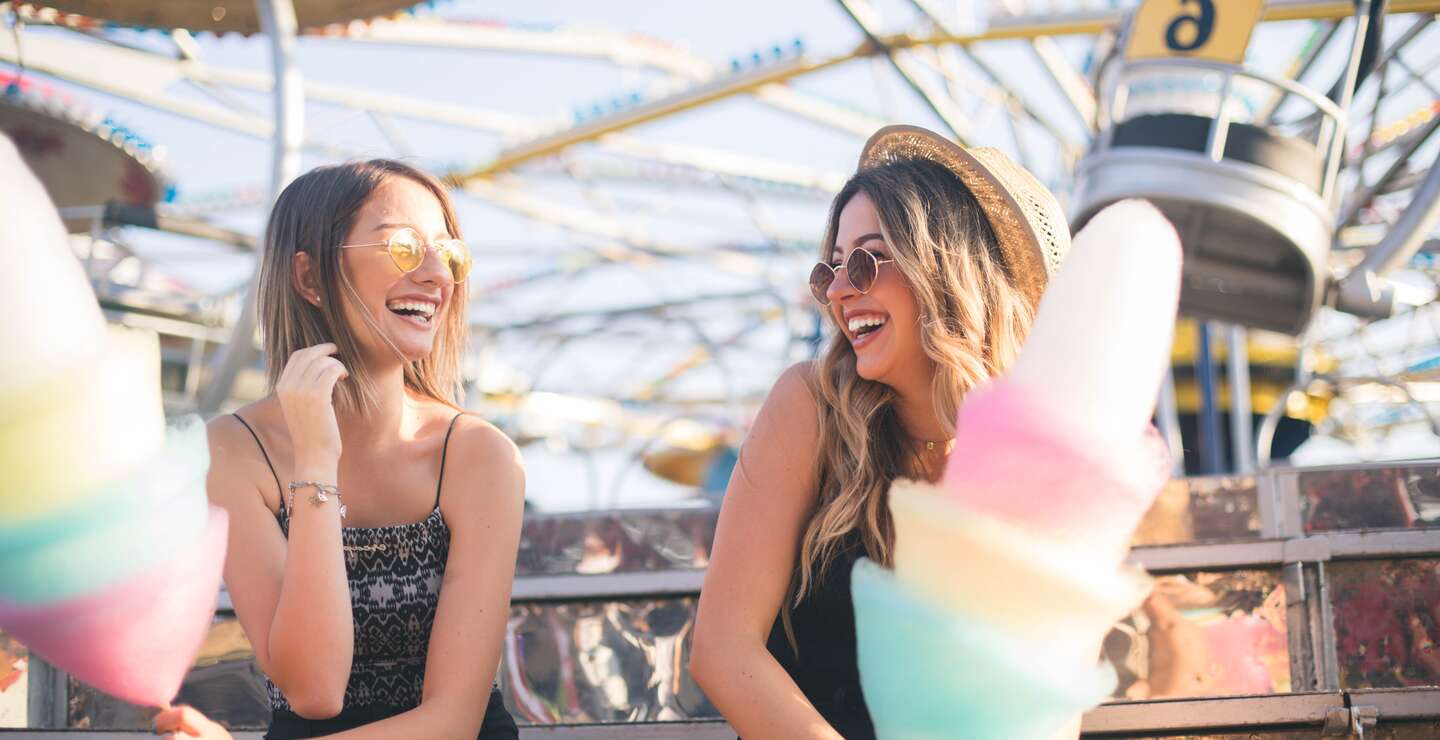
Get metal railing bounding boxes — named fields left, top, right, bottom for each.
left=1098, top=57, right=1347, bottom=203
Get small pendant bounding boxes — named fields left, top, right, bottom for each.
left=926, top=441, right=936, bottom=451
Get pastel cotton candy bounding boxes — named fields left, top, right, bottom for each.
left=0, top=505, right=228, bottom=707
left=889, top=481, right=1153, bottom=667
left=1006, top=198, right=1182, bottom=449
left=0, top=417, right=210, bottom=603
left=942, top=380, right=1172, bottom=564
left=851, top=198, right=1185, bottom=739
left=852, top=559, right=1115, bottom=740
left=0, top=325, right=166, bottom=524
left=0, top=134, right=223, bottom=710
left=0, top=134, right=107, bottom=416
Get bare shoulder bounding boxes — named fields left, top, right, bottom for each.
left=732, top=361, right=822, bottom=494
left=439, top=412, right=525, bottom=519
left=772, top=360, right=819, bottom=400
left=209, top=397, right=282, bottom=449
left=205, top=401, right=282, bottom=511
left=205, top=400, right=272, bottom=471
left=446, top=412, right=522, bottom=468
left=759, top=360, right=821, bottom=436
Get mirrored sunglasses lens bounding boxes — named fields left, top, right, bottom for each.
left=847, top=250, right=877, bottom=292
left=442, top=240, right=471, bottom=283
left=388, top=229, right=425, bottom=272
left=808, top=263, right=835, bottom=305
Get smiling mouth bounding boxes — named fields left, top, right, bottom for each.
left=847, top=315, right=888, bottom=348
left=386, top=300, right=438, bottom=326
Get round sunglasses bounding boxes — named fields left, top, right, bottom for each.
left=808, top=248, right=894, bottom=306
left=338, top=227, right=472, bottom=284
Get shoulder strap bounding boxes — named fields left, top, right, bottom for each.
left=232, top=413, right=285, bottom=514
left=434, top=413, right=465, bottom=508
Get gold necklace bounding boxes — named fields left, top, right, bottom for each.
left=914, top=437, right=953, bottom=480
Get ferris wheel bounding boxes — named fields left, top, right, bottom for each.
left=3, top=0, right=1439, bottom=505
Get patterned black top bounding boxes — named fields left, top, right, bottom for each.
left=269, top=501, right=447, bottom=712
left=232, top=413, right=517, bottom=740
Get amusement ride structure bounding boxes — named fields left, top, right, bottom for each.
left=2, top=0, right=1440, bottom=737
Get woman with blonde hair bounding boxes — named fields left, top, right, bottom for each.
left=202, top=159, right=523, bottom=739
left=690, top=126, right=1069, bottom=738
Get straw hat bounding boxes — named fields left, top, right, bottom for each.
left=858, top=125, right=1070, bottom=308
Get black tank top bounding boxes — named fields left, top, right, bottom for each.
left=766, top=532, right=875, bottom=739
left=232, top=413, right=517, bottom=740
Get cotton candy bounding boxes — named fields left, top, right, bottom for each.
left=854, top=199, right=1183, bottom=739
left=0, top=134, right=226, bottom=707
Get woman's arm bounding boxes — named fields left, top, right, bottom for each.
left=312, top=415, right=526, bottom=740
left=207, top=415, right=353, bottom=718
left=207, top=345, right=356, bottom=718
left=691, top=363, right=843, bottom=740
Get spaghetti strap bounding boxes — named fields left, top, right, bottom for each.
left=232, top=413, right=285, bottom=513
left=434, top=413, right=465, bottom=509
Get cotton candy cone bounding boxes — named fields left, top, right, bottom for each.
left=889, top=481, right=1152, bottom=666
left=853, top=559, right=1115, bottom=740
left=1005, top=198, right=1182, bottom=450
left=0, top=505, right=228, bottom=707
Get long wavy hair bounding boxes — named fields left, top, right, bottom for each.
left=256, top=159, right=468, bottom=413
left=785, top=158, right=1039, bottom=646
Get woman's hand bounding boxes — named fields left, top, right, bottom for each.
left=154, top=705, right=233, bottom=740
left=275, top=343, right=348, bottom=462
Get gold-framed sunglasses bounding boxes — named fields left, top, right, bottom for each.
left=338, top=227, right=471, bottom=283
left=808, top=248, right=894, bottom=306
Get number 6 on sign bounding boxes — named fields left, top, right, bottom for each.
left=1125, top=0, right=1264, bottom=64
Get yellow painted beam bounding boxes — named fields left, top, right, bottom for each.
left=466, top=0, right=1440, bottom=178
left=470, top=51, right=857, bottom=177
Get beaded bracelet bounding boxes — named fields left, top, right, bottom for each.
left=287, top=480, right=347, bottom=519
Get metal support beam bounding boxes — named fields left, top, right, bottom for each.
left=905, top=0, right=1086, bottom=155
left=1257, top=21, right=1341, bottom=125
left=25, top=657, right=66, bottom=729
left=198, top=0, right=302, bottom=414
left=470, top=51, right=853, bottom=176
left=1196, top=321, right=1225, bottom=474
left=1157, top=366, right=1187, bottom=477
left=1334, top=147, right=1440, bottom=319
left=1228, top=324, right=1256, bottom=474
left=1338, top=113, right=1440, bottom=227
left=1028, top=35, right=1096, bottom=131
left=1352, top=147, right=1440, bottom=277
left=1317, top=0, right=1373, bottom=214
left=834, top=0, right=973, bottom=143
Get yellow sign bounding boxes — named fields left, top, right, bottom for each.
left=1125, top=0, right=1264, bottom=64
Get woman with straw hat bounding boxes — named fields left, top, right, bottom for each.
left=691, top=125, right=1072, bottom=738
